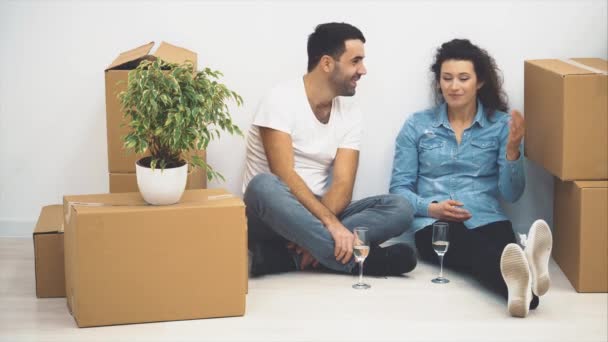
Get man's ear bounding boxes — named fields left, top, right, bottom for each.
left=320, top=55, right=335, bottom=73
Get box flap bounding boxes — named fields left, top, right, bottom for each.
left=526, top=58, right=607, bottom=76
left=63, top=189, right=243, bottom=222
left=571, top=58, right=608, bottom=73
left=575, top=181, right=608, bottom=189
left=154, top=41, right=197, bottom=65
left=34, top=205, right=64, bottom=234
left=106, top=42, right=155, bottom=71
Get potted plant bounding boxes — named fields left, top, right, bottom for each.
left=118, top=58, right=242, bottom=205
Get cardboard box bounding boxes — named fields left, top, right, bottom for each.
left=33, top=205, right=66, bottom=298
left=63, top=189, right=247, bottom=327
left=524, top=58, right=607, bottom=180
left=109, top=157, right=207, bottom=193
left=105, top=41, right=201, bottom=173
left=553, top=180, right=607, bottom=292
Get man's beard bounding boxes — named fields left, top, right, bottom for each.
left=331, top=68, right=357, bottom=97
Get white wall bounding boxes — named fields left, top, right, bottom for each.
left=1, top=0, right=606, bottom=236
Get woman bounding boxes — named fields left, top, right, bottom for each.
left=390, top=39, right=553, bottom=318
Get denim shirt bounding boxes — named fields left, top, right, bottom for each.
left=389, top=102, right=525, bottom=232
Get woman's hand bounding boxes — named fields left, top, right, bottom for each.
left=507, top=110, right=525, bottom=161
left=428, top=200, right=472, bottom=222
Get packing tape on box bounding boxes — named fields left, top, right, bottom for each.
left=65, top=202, right=104, bottom=225
left=561, top=59, right=608, bottom=75
left=64, top=201, right=147, bottom=225
left=207, top=194, right=235, bottom=200
left=64, top=194, right=236, bottom=224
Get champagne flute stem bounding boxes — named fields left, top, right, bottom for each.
left=358, top=261, right=364, bottom=284
left=439, top=255, right=444, bottom=279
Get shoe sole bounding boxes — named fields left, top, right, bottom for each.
left=501, top=244, right=531, bottom=318
left=525, top=220, right=553, bottom=296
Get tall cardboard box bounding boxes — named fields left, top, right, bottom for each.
left=105, top=41, right=201, bottom=174
left=63, top=189, right=247, bottom=327
left=524, top=58, right=608, bottom=180
left=33, top=205, right=66, bottom=298
left=553, top=180, right=607, bottom=292
left=109, top=154, right=207, bottom=193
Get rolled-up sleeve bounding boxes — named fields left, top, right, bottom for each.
left=497, top=121, right=525, bottom=202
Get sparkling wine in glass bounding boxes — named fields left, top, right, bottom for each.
left=352, top=227, right=371, bottom=290
left=432, top=222, right=450, bottom=284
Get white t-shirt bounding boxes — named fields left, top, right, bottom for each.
left=242, top=78, right=362, bottom=196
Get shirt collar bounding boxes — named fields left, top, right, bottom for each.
left=431, top=103, right=448, bottom=128
left=473, top=101, right=487, bottom=128
left=432, top=100, right=486, bottom=128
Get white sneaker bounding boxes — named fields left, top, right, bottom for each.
left=525, top=219, right=553, bottom=296
left=501, top=243, right=532, bottom=318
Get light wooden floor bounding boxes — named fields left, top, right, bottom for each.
left=1, top=237, right=606, bottom=342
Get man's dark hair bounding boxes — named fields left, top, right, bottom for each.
left=307, top=22, right=365, bottom=72
left=430, top=38, right=509, bottom=117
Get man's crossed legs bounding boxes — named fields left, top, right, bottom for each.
left=244, top=173, right=417, bottom=277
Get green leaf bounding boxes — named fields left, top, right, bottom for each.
left=116, top=59, right=242, bottom=183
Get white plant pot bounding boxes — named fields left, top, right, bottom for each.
left=135, top=159, right=188, bottom=205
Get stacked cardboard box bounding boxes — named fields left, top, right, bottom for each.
left=105, top=41, right=207, bottom=192
left=32, top=43, right=248, bottom=328
left=63, top=189, right=247, bottom=327
left=553, top=181, right=607, bottom=292
left=524, top=58, right=607, bottom=292
left=33, top=205, right=65, bottom=298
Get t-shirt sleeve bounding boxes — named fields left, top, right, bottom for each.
left=338, top=106, right=362, bottom=150
left=251, top=91, right=293, bottom=134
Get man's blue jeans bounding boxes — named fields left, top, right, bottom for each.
left=244, top=173, right=415, bottom=273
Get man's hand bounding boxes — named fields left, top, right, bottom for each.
left=327, top=223, right=355, bottom=264
left=506, top=110, right=525, bottom=161
left=428, top=200, right=472, bottom=222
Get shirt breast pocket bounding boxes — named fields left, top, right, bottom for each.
left=418, top=138, right=445, bottom=173
left=470, top=139, right=498, bottom=172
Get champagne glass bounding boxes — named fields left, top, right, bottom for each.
left=352, top=227, right=371, bottom=289
left=431, top=222, right=450, bottom=284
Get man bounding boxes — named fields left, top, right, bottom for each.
left=243, top=22, right=416, bottom=277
